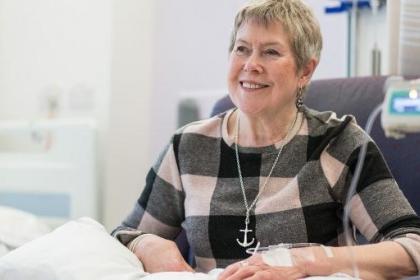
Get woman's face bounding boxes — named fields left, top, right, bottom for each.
left=227, top=20, right=303, bottom=117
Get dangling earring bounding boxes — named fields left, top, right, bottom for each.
left=296, top=86, right=304, bottom=110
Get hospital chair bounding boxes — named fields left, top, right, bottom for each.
left=176, top=75, right=420, bottom=262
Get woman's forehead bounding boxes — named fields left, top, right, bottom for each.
left=235, top=19, right=291, bottom=46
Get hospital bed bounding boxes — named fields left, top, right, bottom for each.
left=0, top=118, right=99, bottom=255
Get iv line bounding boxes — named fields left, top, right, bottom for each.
left=343, top=103, right=383, bottom=279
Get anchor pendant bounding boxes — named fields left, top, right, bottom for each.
left=236, top=220, right=255, bottom=247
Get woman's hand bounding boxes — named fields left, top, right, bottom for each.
left=133, top=234, right=194, bottom=273
left=217, top=254, right=306, bottom=280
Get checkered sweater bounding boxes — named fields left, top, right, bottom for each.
left=113, top=107, right=420, bottom=272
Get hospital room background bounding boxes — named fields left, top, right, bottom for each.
left=0, top=0, right=419, bottom=255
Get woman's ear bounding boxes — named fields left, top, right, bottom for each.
left=299, top=58, right=318, bottom=86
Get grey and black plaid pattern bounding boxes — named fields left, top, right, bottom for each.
left=113, top=107, right=420, bottom=272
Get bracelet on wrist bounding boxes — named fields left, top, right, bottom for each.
left=127, top=233, right=154, bottom=253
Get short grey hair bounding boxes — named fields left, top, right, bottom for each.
left=229, top=0, right=323, bottom=73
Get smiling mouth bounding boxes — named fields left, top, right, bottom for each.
left=240, top=81, right=269, bottom=90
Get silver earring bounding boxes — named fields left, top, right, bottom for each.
left=296, top=86, right=304, bottom=110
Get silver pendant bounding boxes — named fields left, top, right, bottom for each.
left=236, top=220, right=255, bottom=247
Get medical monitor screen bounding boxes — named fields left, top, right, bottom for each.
left=389, top=90, right=420, bottom=115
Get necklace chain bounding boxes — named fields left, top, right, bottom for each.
left=234, top=111, right=298, bottom=224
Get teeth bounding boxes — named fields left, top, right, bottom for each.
left=242, top=82, right=266, bottom=89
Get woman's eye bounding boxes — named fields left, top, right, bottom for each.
left=264, top=49, right=280, bottom=56
left=235, top=46, right=249, bottom=55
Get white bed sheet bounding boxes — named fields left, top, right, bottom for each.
left=0, top=217, right=354, bottom=280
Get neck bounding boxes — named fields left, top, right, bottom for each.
left=230, top=107, right=298, bottom=147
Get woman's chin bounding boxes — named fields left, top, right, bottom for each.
left=235, top=105, right=266, bottom=116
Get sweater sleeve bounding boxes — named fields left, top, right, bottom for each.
left=343, top=140, right=420, bottom=240
left=323, top=118, right=420, bottom=271
left=394, top=234, right=420, bottom=273
left=111, top=134, right=185, bottom=246
left=340, top=129, right=420, bottom=271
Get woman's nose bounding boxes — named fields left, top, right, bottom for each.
left=243, top=54, right=263, bottom=73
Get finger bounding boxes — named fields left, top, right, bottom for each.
left=176, top=248, right=195, bottom=272
left=243, top=270, right=271, bottom=280
left=164, top=257, right=195, bottom=272
left=218, top=262, right=242, bottom=279
left=246, top=254, right=265, bottom=266
left=182, top=261, right=195, bottom=272
left=224, top=266, right=260, bottom=280
left=218, top=267, right=236, bottom=279
left=246, top=268, right=302, bottom=280
left=165, top=245, right=195, bottom=272
left=270, top=266, right=306, bottom=279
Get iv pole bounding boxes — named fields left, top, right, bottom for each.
left=326, top=0, right=386, bottom=77
left=348, top=0, right=359, bottom=77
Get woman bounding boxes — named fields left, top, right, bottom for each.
left=112, top=0, right=420, bottom=279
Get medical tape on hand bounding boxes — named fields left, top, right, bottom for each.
left=261, top=247, right=293, bottom=267
left=262, top=245, right=334, bottom=268
left=320, top=245, right=334, bottom=258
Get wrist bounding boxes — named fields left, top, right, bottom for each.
left=290, top=245, right=335, bottom=276
left=128, top=233, right=155, bottom=257
left=327, top=246, right=363, bottom=277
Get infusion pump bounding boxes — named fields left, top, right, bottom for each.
left=381, top=77, right=420, bottom=139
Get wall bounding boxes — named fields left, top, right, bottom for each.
left=0, top=0, right=113, bottom=227
left=305, top=0, right=348, bottom=79
left=104, top=0, right=154, bottom=229
left=0, top=0, right=112, bottom=121
left=150, top=0, right=245, bottom=158
left=0, top=0, right=155, bottom=230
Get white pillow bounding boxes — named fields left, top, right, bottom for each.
left=0, top=206, right=51, bottom=257
left=0, top=217, right=148, bottom=280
